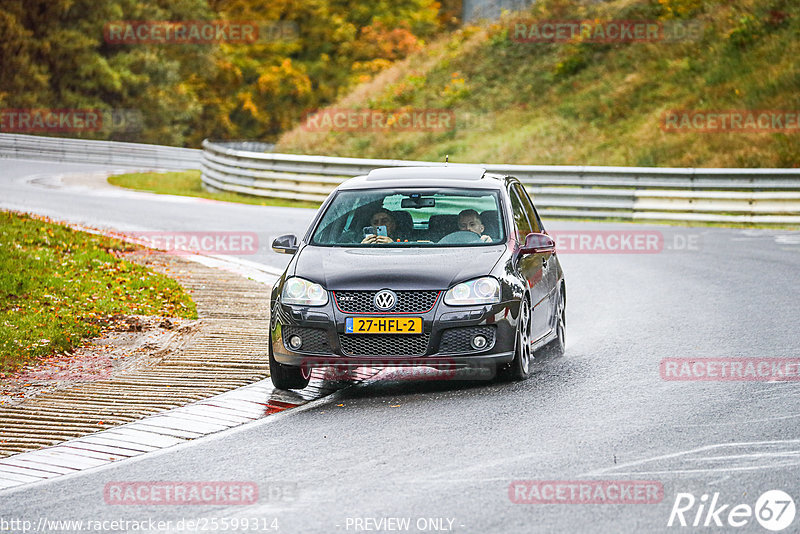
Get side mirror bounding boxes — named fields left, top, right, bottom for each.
left=519, top=232, right=555, bottom=256
left=272, top=234, right=299, bottom=255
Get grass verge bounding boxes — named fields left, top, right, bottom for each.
left=108, top=171, right=322, bottom=209
left=0, top=211, right=197, bottom=376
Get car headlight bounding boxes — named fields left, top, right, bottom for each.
left=444, top=277, right=501, bottom=306
left=282, top=277, right=328, bottom=306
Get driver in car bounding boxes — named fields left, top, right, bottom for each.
left=458, top=209, right=493, bottom=242
left=361, top=208, right=400, bottom=244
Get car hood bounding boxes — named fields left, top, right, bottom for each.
left=293, top=245, right=507, bottom=290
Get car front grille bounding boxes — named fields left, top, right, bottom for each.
left=283, top=326, right=330, bottom=354
left=334, top=290, right=440, bottom=314
left=339, top=333, right=430, bottom=356
left=439, top=326, right=497, bottom=354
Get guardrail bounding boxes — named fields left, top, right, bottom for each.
left=0, top=133, right=201, bottom=170
left=201, top=140, right=800, bottom=224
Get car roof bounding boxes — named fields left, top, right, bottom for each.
left=337, top=166, right=507, bottom=191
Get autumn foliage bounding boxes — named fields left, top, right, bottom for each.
left=0, top=0, right=444, bottom=147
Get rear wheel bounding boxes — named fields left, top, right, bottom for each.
left=500, top=297, right=533, bottom=381
left=269, top=334, right=311, bottom=390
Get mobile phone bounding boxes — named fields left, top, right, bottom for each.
left=363, top=225, right=388, bottom=238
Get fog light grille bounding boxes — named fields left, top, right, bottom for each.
left=282, top=326, right=330, bottom=354
left=439, top=326, right=497, bottom=354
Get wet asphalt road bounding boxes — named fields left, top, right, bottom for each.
left=1, top=159, right=800, bottom=533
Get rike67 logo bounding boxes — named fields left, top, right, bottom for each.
left=668, top=490, right=796, bottom=531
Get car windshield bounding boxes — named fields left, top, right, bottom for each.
left=310, top=188, right=505, bottom=246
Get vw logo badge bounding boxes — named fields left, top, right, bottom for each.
left=374, top=289, right=397, bottom=311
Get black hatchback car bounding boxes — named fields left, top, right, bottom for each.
left=269, top=166, right=565, bottom=390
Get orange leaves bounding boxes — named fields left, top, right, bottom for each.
left=239, top=92, right=259, bottom=117
left=354, top=22, right=422, bottom=63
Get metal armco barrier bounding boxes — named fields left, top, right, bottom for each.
left=202, top=140, right=800, bottom=224
left=0, top=133, right=201, bottom=170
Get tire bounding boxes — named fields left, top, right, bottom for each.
left=269, top=334, right=311, bottom=390
left=500, top=297, right=533, bottom=381
left=550, top=288, right=566, bottom=358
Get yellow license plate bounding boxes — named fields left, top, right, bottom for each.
left=346, top=317, right=422, bottom=334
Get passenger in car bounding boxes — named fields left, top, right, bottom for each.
left=458, top=209, right=493, bottom=242
left=361, top=208, right=404, bottom=244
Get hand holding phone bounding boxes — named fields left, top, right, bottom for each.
left=361, top=225, right=390, bottom=244
left=363, top=225, right=388, bottom=238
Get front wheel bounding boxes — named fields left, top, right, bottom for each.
left=269, top=335, right=311, bottom=390
left=550, top=289, right=566, bottom=357
left=499, top=298, right=533, bottom=381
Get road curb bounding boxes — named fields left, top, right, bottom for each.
left=0, top=249, right=372, bottom=490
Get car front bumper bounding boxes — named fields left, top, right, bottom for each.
left=270, top=296, right=520, bottom=370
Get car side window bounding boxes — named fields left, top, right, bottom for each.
left=532, top=208, right=545, bottom=233
left=513, top=183, right=543, bottom=233
left=509, top=186, right=533, bottom=241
